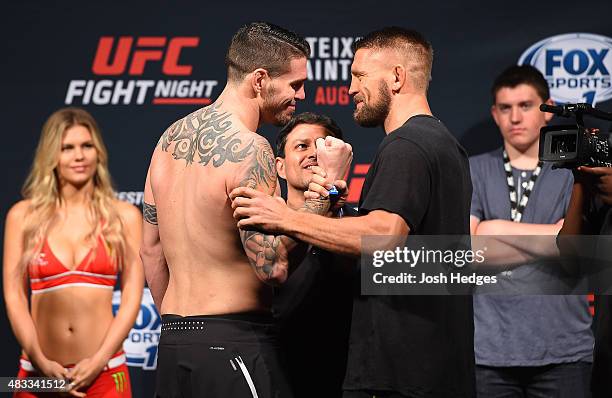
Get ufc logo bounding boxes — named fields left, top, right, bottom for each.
left=92, top=36, right=199, bottom=76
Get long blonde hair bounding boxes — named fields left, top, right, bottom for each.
left=20, top=107, right=125, bottom=272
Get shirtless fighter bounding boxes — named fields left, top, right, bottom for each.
left=140, top=22, right=351, bottom=398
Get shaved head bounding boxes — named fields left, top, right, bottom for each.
left=353, top=27, right=433, bottom=92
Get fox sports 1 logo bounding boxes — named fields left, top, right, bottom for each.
left=113, top=288, right=161, bottom=370
left=519, top=33, right=612, bottom=105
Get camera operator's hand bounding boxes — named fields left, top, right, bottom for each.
left=578, top=166, right=612, bottom=205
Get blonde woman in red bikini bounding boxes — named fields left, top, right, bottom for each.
left=3, top=108, right=144, bottom=397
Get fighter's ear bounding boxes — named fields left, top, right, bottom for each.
left=251, top=68, right=269, bottom=96
left=392, top=64, right=406, bottom=93
left=275, top=157, right=287, bottom=180
left=543, top=98, right=554, bottom=123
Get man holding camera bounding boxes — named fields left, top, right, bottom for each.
left=559, top=162, right=612, bottom=397
left=469, top=65, right=593, bottom=397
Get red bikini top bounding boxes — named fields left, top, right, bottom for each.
left=29, top=236, right=117, bottom=294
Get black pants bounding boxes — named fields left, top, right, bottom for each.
left=475, top=362, right=592, bottom=398
left=155, top=313, right=293, bottom=398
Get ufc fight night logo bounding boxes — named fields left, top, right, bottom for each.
left=65, top=36, right=218, bottom=106
left=519, top=33, right=612, bottom=105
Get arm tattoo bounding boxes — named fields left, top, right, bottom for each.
left=238, top=141, right=277, bottom=190
left=158, top=102, right=253, bottom=167
left=241, top=231, right=286, bottom=282
left=238, top=139, right=285, bottom=282
left=302, top=197, right=330, bottom=215
left=143, top=202, right=158, bottom=225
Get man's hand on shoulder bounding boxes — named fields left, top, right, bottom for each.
left=230, top=187, right=293, bottom=234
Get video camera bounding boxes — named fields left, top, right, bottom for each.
left=538, top=103, right=612, bottom=168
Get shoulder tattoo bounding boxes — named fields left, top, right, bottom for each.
left=158, top=102, right=253, bottom=167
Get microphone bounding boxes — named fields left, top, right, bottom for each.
left=539, top=103, right=566, bottom=116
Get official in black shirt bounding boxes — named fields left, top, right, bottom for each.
left=275, top=231, right=356, bottom=398
left=231, top=27, right=476, bottom=398
left=272, top=113, right=355, bottom=397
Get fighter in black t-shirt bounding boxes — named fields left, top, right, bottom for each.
left=339, top=114, right=474, bottom=398
left=231, top=27, right=475, bottom=397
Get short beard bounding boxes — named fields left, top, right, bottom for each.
left=262, top=84, right=293, bottom=126
left=354, top=80, right=391, bottom=128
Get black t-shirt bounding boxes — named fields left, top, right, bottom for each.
left=274, top=206, right=357, bottom=398
left=343, top=115, right=475, bottom=397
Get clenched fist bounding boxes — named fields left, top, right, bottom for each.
left=315, top=136, right=353, bottom=182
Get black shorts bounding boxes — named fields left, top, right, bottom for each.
left=155, top=313, right=293, bottom=398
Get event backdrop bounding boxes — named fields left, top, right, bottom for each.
left=2, top=1, right=612, bottom=396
